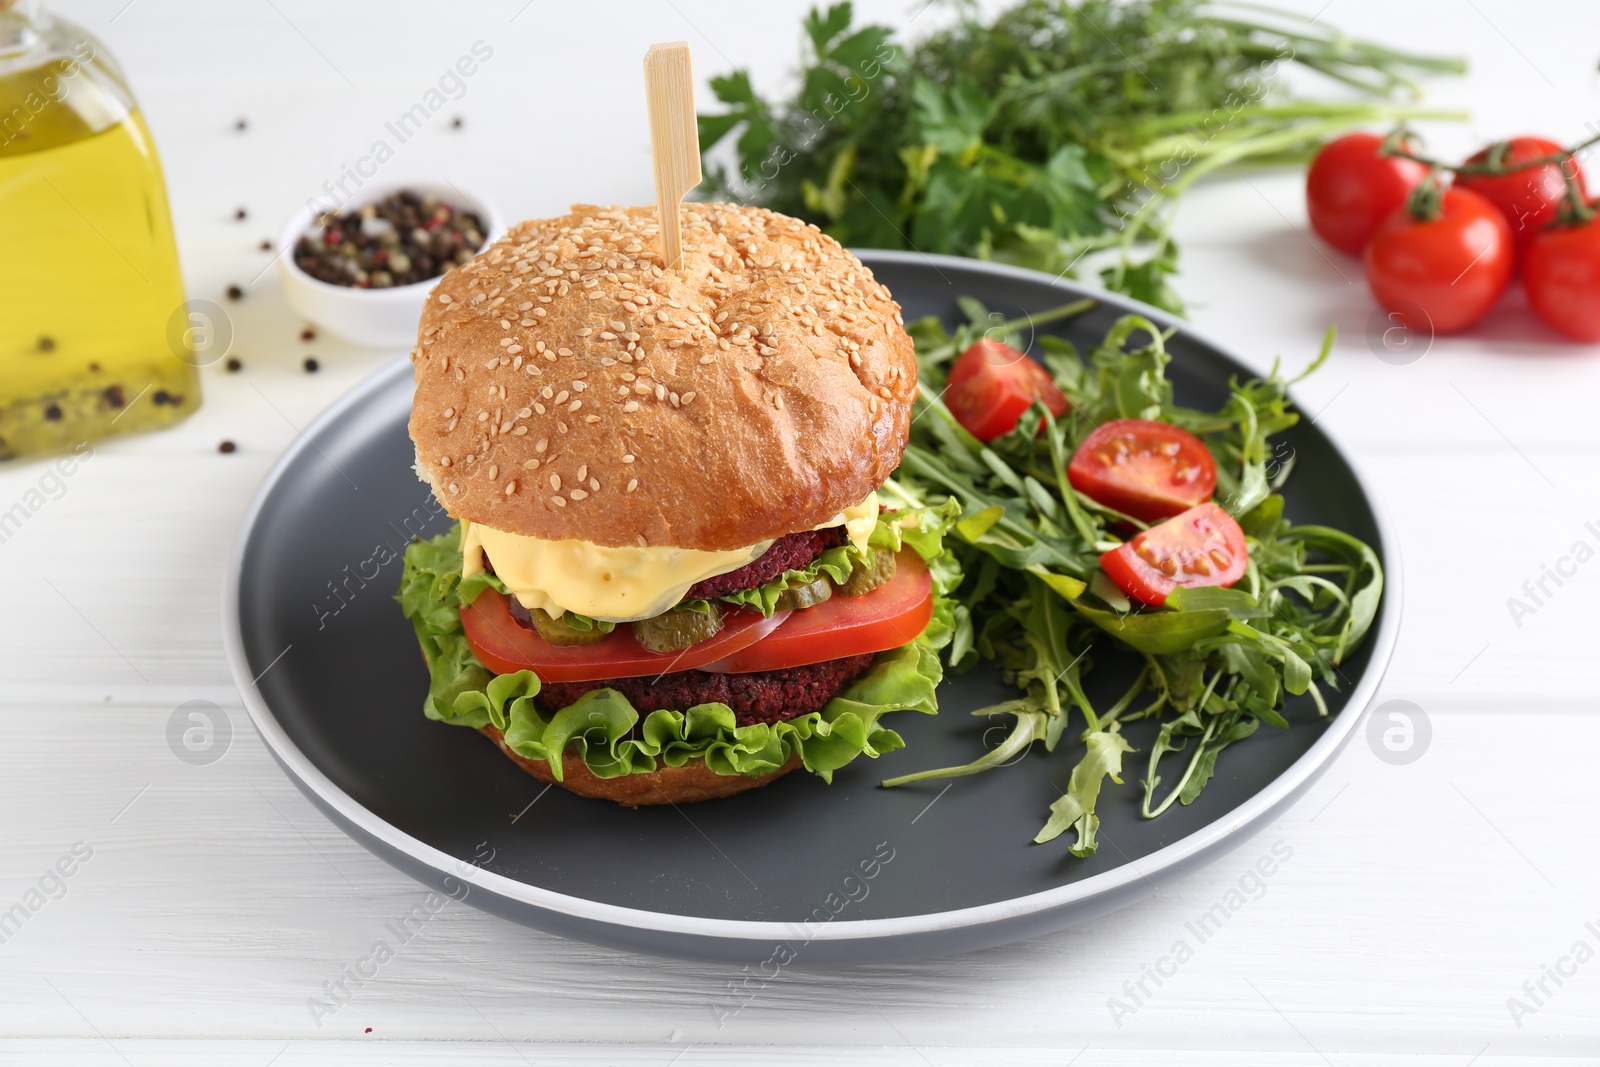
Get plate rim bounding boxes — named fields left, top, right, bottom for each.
left=223, top=249, right=1403, bottom=945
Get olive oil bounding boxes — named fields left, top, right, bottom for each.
left=0, top=7, right=199, bottom=460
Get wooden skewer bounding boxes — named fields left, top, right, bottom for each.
left=643, top=41, right=701, bottom=272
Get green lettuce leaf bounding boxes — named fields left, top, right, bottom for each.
left=395, top=501, right=960, bottom=782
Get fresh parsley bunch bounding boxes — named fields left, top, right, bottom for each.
left=698, top=0, right=1462, bottom=312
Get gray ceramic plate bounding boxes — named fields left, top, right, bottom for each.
left=224, top=251, right=1399, bottom=964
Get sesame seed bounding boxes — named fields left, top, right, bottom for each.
left=569, top=489, right=588, bottom=500
left=524, top=459, right=540, bottom=470
left=447, top=417, right=458, bottom=431
left=535, top=403, right=546, bottom=414
left=513, top=426, right=528, bottom=435
left=600, top=331, right=617, bottom=340
left=505, top=481, right=517, bottom=495
left=439, top=456, right=452, bottom=467
left=626, top=479, right=638, bottom=492
left=623, top=401, right=639, bottom=412
left=443, top=407, right=455, bottom=418
left=576, top=465, right=587, bottom=481
left=477, top=411, right=489, bottom=422
left=585, top=414, right=600, bottom=423
left=499, top=338, right=515, bottom=347
left=654, top=384, right=666, bottom=401
left=448, top=483, right=460, bottom=493
left=554, top=390, right=569, bottom=404
left=681, top=391, right=696, bottom=404
left=552, top=496, right=566, bottom=506
left=622, top=454, right=635, bottom=463
left=499, top=420, right=512, bottom=434
left=589, top=478, right=600, bottom=491
left=536, top=437, right=548, bottom=452
left=488, top=464, right=499, bottom=479
left=620, top=372, right=636, bottom=382
left=550, top=474, right=561, bottom=490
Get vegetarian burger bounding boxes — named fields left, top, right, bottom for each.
left=398, top=202, right=957, bottom=805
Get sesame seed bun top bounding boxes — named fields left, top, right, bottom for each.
left=407, top=202, right=918, bottom=551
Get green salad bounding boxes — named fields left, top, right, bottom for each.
left=881, top=298, right=1383, bottom=853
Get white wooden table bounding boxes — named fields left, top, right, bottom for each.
left=4, top=1, right=1598, bottom=1063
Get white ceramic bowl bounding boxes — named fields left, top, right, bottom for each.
left=277, top=180, right=504, bottom=349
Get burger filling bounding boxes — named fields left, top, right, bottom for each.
left=465, top=491, right=882, bottom=653
left=534, top=653, right=877, bottom=727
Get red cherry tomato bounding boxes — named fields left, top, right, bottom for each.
left=1524, top=213, right=1600, bottom=341
left=1460, top=136, right=1585, bottom=255
left=460, top=594, right=790, bottom=681
left=1067, top=419, right=1216, bottom=523
left=702, top=551, right=934, bottom=673
left=1306, top=133, right=1429, bottom=255
left=1099, top=503, right=1248, bottom=609
left=944, top=338, right=1069, bottom=441
left=1363, top=187, right=1514, bottom=334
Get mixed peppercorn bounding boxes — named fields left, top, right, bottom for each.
left=292, top=191, right=485, bottom=289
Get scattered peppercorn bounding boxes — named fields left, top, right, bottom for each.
left=450, top=116, right=463, bottom=129
left=36, top=335, right=55, bottom=352
left=102, top=385, right=125, bottom=408
left=43, top=403, right=62, bottom=421
left=234, top=117, right=248, bottom=131
left=259, top=239, right=272, bottom=251
left=152, top=389, right=172, bottom=405
left=304, top=357, right=320, bottom=373
left=218, top=440, right=237, bottom=453
left=300, top=327, right=316, bottom=341
left=225, top=285, right=243, bottom=300
left=292, top=190, right=485, bottom=289
left=87, top=361, right=101, bottom=373
left=225, top=357, right=243, bottom=372
left=234, top=207, right=248, bottom=221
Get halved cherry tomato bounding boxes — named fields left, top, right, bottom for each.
left=1460, top=136, right=1585, bottom=255
left=702, top=551, right=933, bottom=673
left=1100, top=503, right=1247, bottom=608
left=1067, top=419, right=1216, bottom=523
left=1525, top=211, right=1600, bottom=340
left=1306, top=132, right=1429, bottom=255
left=1363, top=187, right=1513, bottom=334
left=461, top=593, right=790, bottom=681
left=944, top=338, right=1069, bottom=442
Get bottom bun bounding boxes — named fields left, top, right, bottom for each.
left=478, top=724, right=803, bottom=806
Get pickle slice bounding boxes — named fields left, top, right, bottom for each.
left=528, top=609, right=608, bottom=647
left=634, top=603, right=724, bottom=653
left=835, top=546, right=897, bottom=597
left=776, top=575, right=834, bottom=611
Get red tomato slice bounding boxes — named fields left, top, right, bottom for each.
left=1067, top=418, right=1216, bottom=523
left=702, top=551, right=934, bottom=674
left=460, top=593, right=791, bottom=682
left=1100, top=503, right=1247, bottom=608
left=944, top=339, right=1069, bottom=442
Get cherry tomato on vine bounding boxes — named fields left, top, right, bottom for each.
left=944, top=338, right=1069, bottom=441
left=1363, top=187, right=1514, bottom=334
left=1306, top=133, right=1428, bottom=255
left=1524, top=213, right=1600, bottom=341
left=1459, top=136, right=1586, bottom=255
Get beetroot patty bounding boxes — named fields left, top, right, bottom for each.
left=686, top=527, right=847, bottom=600
left=535, top=653, right=876, bottom=727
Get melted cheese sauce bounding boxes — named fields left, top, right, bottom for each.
left=460, top=491, right=879, bottom=622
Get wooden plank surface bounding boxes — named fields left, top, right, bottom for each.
left=3, top=0, right=1598, bottom=1063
